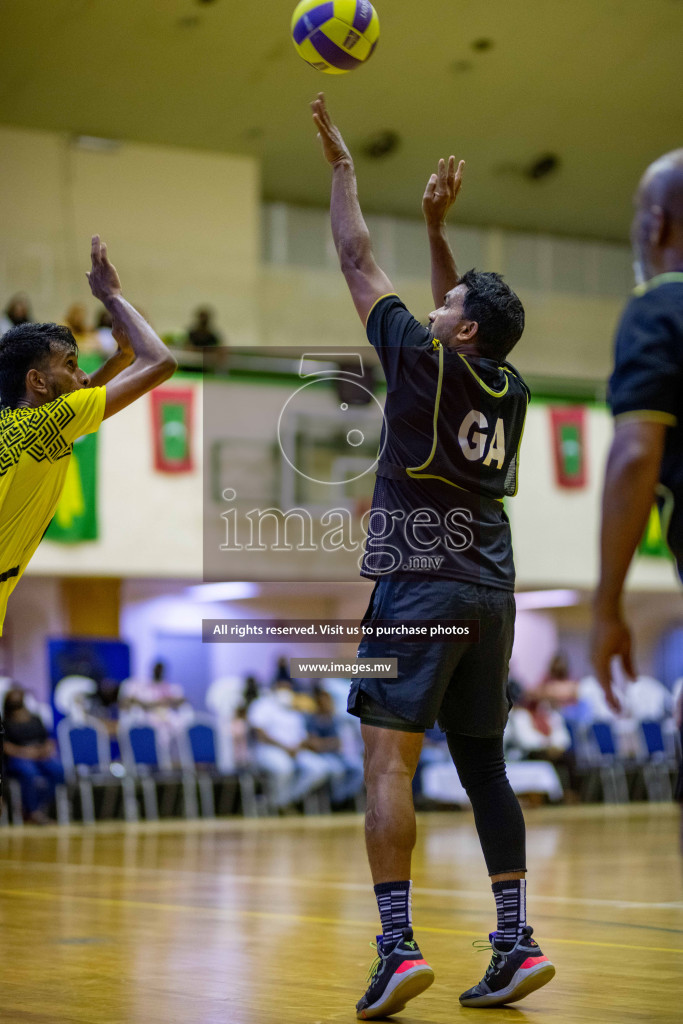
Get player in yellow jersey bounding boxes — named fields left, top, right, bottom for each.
left=0, top=235, right=176, bottom=632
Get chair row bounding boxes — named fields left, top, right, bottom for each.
left=564, top=718, right=681, bottom=802
left=55, top=713, right=261, bottom=824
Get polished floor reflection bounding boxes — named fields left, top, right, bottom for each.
left=0, top=805, right=681, bottom=1023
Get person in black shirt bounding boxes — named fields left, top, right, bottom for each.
left=592, top=148, right=683, bottom=821
left=187, top=307, right=221, bottom=348
left=310, top=93, right=554, bottom=1017
left=2, top=684, right=64, bottom=824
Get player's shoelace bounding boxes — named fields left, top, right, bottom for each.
left=472, top=936, right=504, bottom=980
left=365, top=934, right=421, bottom=983
left=366, top=941, right=382, bottom=982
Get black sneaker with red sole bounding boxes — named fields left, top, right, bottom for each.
left=459, top=925, right=555, bottom=1008
left=356, top=928, right=434, bottom=1020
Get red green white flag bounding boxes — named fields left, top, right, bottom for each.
left=549, top=406, right=587, bottom=489
left=150, top=387, right=194, bottom=473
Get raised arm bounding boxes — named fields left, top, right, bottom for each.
left=591, top=418, right=666, bottom=704
left=87, top=319, right=135, bottom=388
left=86, top=236, right=176, bottom=418
left=311, top=93, right=393, bottom=326
left=422, top=156, right=465, bottom=307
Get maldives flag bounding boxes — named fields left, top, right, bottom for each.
left=549, top=406, right=587, bottom=489
left=46, top=431, right=98, bottom=542
left=150, top=387, right=194, bottom=473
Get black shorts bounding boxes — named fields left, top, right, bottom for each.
left=348, top=576, right=515, bottom=737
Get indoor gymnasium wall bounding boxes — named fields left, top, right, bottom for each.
left=0, top=123, right=260, bottom=341
left=259, top=203, right=634, bottom=380
left=1, top=122, right=632, bottom=382
left=507, top=404, right=679, bottom=592
left=257, top=268, right=626, bottom=383
left=21, top=374, right=675, bottom=590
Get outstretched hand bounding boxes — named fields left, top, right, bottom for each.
left=311, top=92, right=353, bottom=167
left=590, top=608, right=635, bottom=712
left=86, top=235, right=122, bottom=306
left=423, top=156, right=465, bottom=227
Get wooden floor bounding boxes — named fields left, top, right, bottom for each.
left=0, top=805, right=681, bottom=1024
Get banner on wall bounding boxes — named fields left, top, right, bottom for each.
left=638, top=504, right=672, bottom=560
left=150, top=387, right=194, bottom=473
left=549, top=406, right=587, bottom=488
left=45, top=432, right=98, bottom=542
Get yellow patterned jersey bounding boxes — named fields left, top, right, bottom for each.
left=0, top=386, right=106, bottom=633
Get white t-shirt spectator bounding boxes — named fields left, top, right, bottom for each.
left=622, top=675, right=672, bottom=722
left=248, top=693, right=307, bottom=750
left=578, top=675, right=620, bottom=721
left=505, top=707, right=571, bottom=759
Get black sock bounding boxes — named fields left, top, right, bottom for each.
left=492, top=878, right=526, bottom=950
left=374, top=880, right=412, bottom=946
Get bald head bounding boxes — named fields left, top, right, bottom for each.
left=639, top=150, right=683, bottom=216
left=632, top=148, right=683, bottom=282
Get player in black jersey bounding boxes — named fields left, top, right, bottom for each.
left=311, top=94, right=554, bottom=1017
left=592, top=149, right=683, bottom=820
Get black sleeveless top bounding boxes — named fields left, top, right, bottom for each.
left=362, top=295, right=529, bottom=588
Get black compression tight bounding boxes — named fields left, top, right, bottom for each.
left=445, top=732, right=526, bottom=876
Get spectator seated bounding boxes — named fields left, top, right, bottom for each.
left=3, top=684, right=67, bottom=824
left=247, top=678, right=334, bottom=812
left=305, top=689, right=364, bottom=809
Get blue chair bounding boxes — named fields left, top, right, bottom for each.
left=638, top=720, right=675, bottom=801
left=178, top=714, right=258, bottom=818
left=588, top=721, right=630, bottom=802
left=0, top=779, right=26, bottom=827
left=640, top=720, right=667, bottom=757
left=561, top=717, right=599, bottom=801
left=58, top=717, right=137, bottom=823
left=118, top=721, right=198, bottom=820
left=2, top=735, right=70, bottom=826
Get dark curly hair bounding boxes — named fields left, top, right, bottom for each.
left=459, top=269, right=525, bottom=360
left=0, top=322, right=77, bottom=408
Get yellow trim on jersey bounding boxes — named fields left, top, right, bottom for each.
left=508, top=391, right=530, bottom=498
left=404, top=470, right=504, bottom=501
left=364, top=292, right=400, bottom=328
left=634, top=272, right=683, bottom=296
left=404, top=343, right=505, bottom=501
left=457, top=353, right=510, bottom=397
left=614, top=409, right=677, bottom=427
left=406, top=344, right=444, bottom=478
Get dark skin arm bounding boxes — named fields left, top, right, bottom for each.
left=591, top=418, right=667, bottom=707
left=87, top=320, right=135, bottom=388
left=86, top=236, right=177, bottom=418
left=310, top=93, right=393, bottom=326
left=4, top=740, right=43, bottom=760
left=422, top=155, right=465, bottom=307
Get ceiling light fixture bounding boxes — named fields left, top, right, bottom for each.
left=186, top=582, right=260, bottom=602
left=71, top=135, right=121, bottom=153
